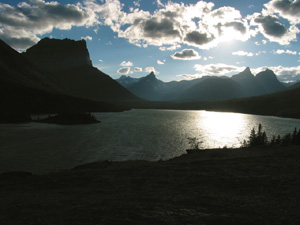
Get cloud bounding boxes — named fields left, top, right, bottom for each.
left=134, top=67, right=143, bottom=72
left=98, top=59, right=103, bottom=62
left=0, top=0, right=95, bottom=49
left=133, top=0, right=141, bottom=7
left=117, top=67, right=131, bottom=74
left=81, top=36, right=92, bottom=41
left=272, top=66, right=300, bottom=82
left=176, top=73, right=203, bottom=80
left=0, top=29, right=39, bottom=49
left=120, top=61, right=133, bottom=66
left=157, top=60, right=165, bottom=64
left=184, top=31, right=215, bottom=48
left=275, top=49, right=297, bottom=55
left=159, top=44, right=181, bottom=51
left=265, top=0, right=300, bottom=24
left=232, top=51, right=254, bottom=57
left=194, top=63, right=242, bottom=75
left=203, top=56, right=214, bottom=61
left=143, top=18, right=181, bottom=39
left=255, top=51, right=266, bottom=56
left=251, top=14, right=299, bottom=45
left=156, top=0, right=164, bottom=7
left=254, top=15, right=287, bottom=37
left=2, top=0, right=299, bottom=51
left=145, top=66, right=158, bottom=73
left=0, top=0, right=254, bottom=50
left=171, top=49, right=201, bottom=60
left=96, top=1, right=252, bottom=49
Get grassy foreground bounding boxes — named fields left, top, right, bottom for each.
left=1, top=146, right=300, bottom=225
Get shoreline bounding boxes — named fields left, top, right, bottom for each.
left=1, top=146, right=299, bottom=224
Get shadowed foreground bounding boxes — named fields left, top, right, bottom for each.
left=0, top=147, right=300, bottom=225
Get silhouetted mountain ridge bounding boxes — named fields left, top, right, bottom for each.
left=24, top=38, right=140, bottom=102
left=116, top=67, right=286, bottom=101
left=0, top=38, right=134, bottom=117
left=0, top=39, right=59, bottom=92
left=24, top=38, right=92, bottom=72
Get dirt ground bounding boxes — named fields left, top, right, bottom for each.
left=0, top=146, right=299, bottom=225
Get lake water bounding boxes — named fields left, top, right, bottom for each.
left=0, top=109, right=299, bottom=174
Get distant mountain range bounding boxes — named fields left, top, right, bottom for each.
left=116, top=67, right=287, bottom=101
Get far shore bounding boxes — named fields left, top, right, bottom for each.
left=1, top=146, right=299, bottom=225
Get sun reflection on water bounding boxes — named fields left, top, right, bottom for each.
left=197, top=111, right=247, bottom=148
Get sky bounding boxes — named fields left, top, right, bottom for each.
left=1, top=0, right=300, bottom=83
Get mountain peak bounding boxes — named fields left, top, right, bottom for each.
left=232, top=67, right=254, bottom=80
left=244, top=67, right=251, bottom=73
left=148, top=71, right=155, bottom=77
left=239, top=67, right=253, bottom=77
left=256, top=69, right=285, bottom=93
left=256, top=68, right=276, bottom=78
left=143, top=71, right=157, bottom=81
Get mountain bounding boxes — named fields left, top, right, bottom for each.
left=0, top=39, right=59, bottom=92
left=116, top=73, right=203, bottom=101
left=231, top=67, right=265, bottom=97
left=117, top=67, right=286, bottom=101
left=179, top=77, right=243, bottom=101
left=126, top=72, right=170, bottom=101
left=117, top=75, right=140, bottom=88
left=23, top=38, right=139, bottom=102
left=256, top=69, right=286, bottom=93
left=0, top=38, right=130, bottom=118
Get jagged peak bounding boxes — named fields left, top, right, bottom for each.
left=243, top=67, right=251, bottom=74
left=148, top=71, right=155, bottom=77
left=144, top=71, right=157, bottom=80
left=232, top=67, right=254, bottom=79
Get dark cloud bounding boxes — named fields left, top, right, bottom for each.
left=225, top=21, right=247, bottom=34
left=171, top=49, right=200, bottom=60
left=254, top=15, right=287, bottom=37
left=272, top=0, right=300, bottom=16
left=0, top=2, right=88, bottom=28
left=161, top=11, right=179, bottom=18
left=143, top=18, right=180, bottom=38
left=0, top=1, right=91, bottom=50
left=117, top=67, right=131, bottom=74
left=184, top=31, right=214, bottom=46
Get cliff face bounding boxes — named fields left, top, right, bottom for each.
left=24, top=38, right=92, bottom=72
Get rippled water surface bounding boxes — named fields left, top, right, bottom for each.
left=0, top=109, right=299, bottom=173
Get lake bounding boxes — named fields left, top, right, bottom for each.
left=0, top=109, right=299, bottom=174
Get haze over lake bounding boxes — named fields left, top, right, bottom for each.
left=0, top=109, right=299, bottom=174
